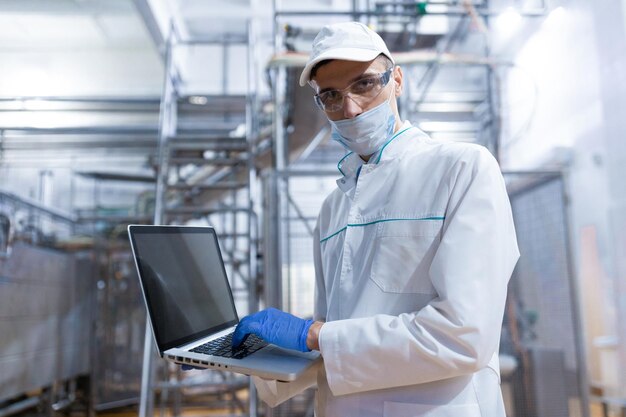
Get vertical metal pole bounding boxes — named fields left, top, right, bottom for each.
left=261, top=174, right=280, bottom=417
left=222, top=42, right=229, bottom=95
left=482, top=0, right=501, bottom=162
left=246, top=14, right=260, bottom=417
left=264, top=173, right=282, bottom=309
left=231, top=189, right=238, bottom=283
left=284, top=174, right=292, bottom=313
left=265, top=6, right=282, bottom=416
left=92, top=178, right=97, bottom=236
left=139, top=26, right=177, bottom=417
left=246, top=17, right=260, bottom=316
left=69, top=157, right=77, bottom=235
left=274, top=55, right=288, bottom=311
left=37, top=170, right=50, bottom=236
left=560, top=172, right=591, bottom=417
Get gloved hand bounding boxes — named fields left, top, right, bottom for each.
left=232, top=308, right=313, bottom=352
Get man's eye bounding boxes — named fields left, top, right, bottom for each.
left=321, top=90, right=342, bottom=103
left=351, top=77, right=377, bottom=93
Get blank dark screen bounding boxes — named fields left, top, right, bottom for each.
left=132, top=230, right=237, bottom=347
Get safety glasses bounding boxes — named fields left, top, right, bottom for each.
left=314, top=68, right=393, bottom=113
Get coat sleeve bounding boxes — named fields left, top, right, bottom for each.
left=318, top=146, right=520, bottom=396
left=252, top=362, right=320, bottom=407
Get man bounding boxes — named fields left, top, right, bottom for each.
left=232, top=21, right=520, bottom=416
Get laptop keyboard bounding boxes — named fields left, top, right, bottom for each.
left=190, top=333, right=268, bottom=360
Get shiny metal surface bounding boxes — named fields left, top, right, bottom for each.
left=91, top=243, right=146, bottom=410
left=0, top=242, right=94, bottom=402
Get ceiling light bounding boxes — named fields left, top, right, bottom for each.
left=189, top=96, right=208, bottom=105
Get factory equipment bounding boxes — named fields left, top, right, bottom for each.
left=0, top=192, right=94, bottom=415
left=0, top=1, right=607, bottom=417
left=501, top=172, right=588, bottom=417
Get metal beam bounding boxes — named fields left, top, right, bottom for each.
left=0, top=397, right=41, bottom=417
left=0, top=190, right=77, bottom=223
left=274, top=8, right=546, bottom=17
left=132, top=0, right=165, bottom=57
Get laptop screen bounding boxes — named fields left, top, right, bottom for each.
left=129, top=226, right=238, bottom=353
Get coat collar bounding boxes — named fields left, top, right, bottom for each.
left=335, top=121, right=426, bottom=193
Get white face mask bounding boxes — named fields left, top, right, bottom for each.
left=329, top=85, right=396, bottom=157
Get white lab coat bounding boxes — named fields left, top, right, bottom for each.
left=255, top=122, right=520, bottom=416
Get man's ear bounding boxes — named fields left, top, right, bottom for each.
left=393, top=66, right=404, bottom=96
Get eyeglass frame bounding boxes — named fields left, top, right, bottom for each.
left=312, top=67, right=394, bottom=113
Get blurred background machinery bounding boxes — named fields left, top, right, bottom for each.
left=1, top=1, right=625, bottom=417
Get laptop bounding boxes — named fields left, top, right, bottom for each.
left=128, top=224, right=320, bottom=381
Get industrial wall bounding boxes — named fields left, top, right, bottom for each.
left=498, top=0, right=626, bottom=397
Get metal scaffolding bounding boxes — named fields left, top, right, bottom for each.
left=260, top=2, right=587, bottom=417
left=0, top=1, right=595, bottom=416
left=138, top=18, right=263, bottom=417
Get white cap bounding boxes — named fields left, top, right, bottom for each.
left=299, top=22, right=394, bottom=87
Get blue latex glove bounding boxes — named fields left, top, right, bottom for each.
left=232, top=308, right=313, bottom=352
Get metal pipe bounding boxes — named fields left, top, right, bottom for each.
left=352, top=0, right=359, bottom=21
left=51, top=396, right=75, bottom=412
left=175, top=36, right=249, bottom=46
left=0, top=397, right=40, bottom=417
left=164, top=206, right=254, bottom=215
left=268, top=51, right=510, bottom=69
left=560, top=172, right=592, bottom=417
left=0, top=190, right=76, bottom=223
left=482, top=0, right=500, bottom=160
left=271, top=169, right=339, bottom=177
left=274, top=9, right=546, bottom=17
left=412, top=14, right=469, bottom=109
left=76, top=215, right=153, bottom=223
left=222, top=41, right=229, bottom=94
left=285, top=174, right=292, bottom=312
left=132, top=0, right=165, bottom=56
left=51, top=379, right=77, bottom=412
left=375, top=0, right=484, bottom=4
left=246, top=15, right=260, bottom=317
left=294, top=126, right=330, bottom=164
left=269, top=4, right=289, bottom=314
left=0, top=96, right=161, bottom=104
left=138, top=24, right=178, bottom=417
left=286, top=192, right=314, bottom=236
left=0, top=126, right=158, bottom=134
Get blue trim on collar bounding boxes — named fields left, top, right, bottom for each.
left=337, top=151, right=354, bottom=176
left=374, top=126, right=414, bottom=164
left=336, top=125, right=413, bottom=177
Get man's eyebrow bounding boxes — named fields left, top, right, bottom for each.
left=317, top=70, right=381, bottom=94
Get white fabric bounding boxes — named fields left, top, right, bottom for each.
left=329, top=87, right=396, bottom=156
left=299, top=21, right=394, bottom=86
left=257, top=122, right=520, bottom=416
left=251, top=363, right=318, bottom=408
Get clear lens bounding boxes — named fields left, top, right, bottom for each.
left=314, top=68, right=393, bottom=113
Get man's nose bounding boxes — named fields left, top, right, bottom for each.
left=342, top=95, right=362, bottom=119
